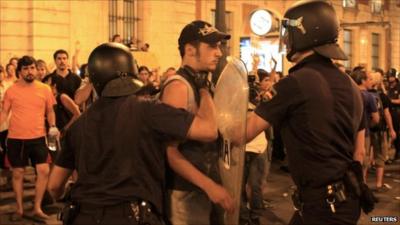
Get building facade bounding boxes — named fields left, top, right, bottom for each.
left=1, top=0, right=399, bottom=74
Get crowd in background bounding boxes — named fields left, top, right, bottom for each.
left=0, top=38, right=400, bottom=222
left=0, top=39, right=178, bottom=221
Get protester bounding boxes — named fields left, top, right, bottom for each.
left=0, top=56, right=59, bottom=221
left=161, top=20, right=234, bottom=225
left=368, top=70, right=396, bottom=192
left=42, top=49, right=82, bottom=99
left=36, top=59, right=49, bottom=81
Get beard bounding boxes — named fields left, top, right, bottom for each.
left=23, top=75, right=35, bottom=83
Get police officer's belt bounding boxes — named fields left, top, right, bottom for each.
left=77, top=200, right=154, bottom=215
left=296, top=180, right=355, bottom=203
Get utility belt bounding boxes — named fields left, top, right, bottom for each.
left=292, top=161, right=375, bottom=215
left=292, top=179, right=350, bottom=215
left=59, top=199, right=164, bottom=225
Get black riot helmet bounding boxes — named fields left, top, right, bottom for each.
left=279, top=0, right=348, bottom=62
left=88, top=43, right=141, bottom=97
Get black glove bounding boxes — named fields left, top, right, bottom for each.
left=136, top=84, right=160, bottom=96
left=193, top=72, right=212, bottom=93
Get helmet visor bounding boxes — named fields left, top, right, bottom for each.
left=278, top=19, right=289, bottom=54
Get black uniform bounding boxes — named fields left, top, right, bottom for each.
left=56, top=95, right=194, bottom=225
left=255, top=54, right=364, bottom=225
left=387, top=83, right=400, bottom=158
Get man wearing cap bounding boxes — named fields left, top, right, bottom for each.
left=47, top=43, right=220, bottom=225
left=160, top=20, right=234, bottom=225
left=244, top=1, right=370, bottom=225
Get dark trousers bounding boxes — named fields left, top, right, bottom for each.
left=390, top=110, right=400, bottom=159
left=288, top=197, right=361, bottom=225
left=71, top=203, right=164, bottom=225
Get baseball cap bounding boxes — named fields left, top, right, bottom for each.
left=178, top=20, right=231, bottom=47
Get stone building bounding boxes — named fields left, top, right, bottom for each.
left=1, top=0, right=399, bottom=74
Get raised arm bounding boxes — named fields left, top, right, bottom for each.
left=74, top=79, right=93, bottom=106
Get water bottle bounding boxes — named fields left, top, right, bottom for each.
left=48, top=135, right=57, bottom=151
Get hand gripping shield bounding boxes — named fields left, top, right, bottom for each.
left=214, top=57, right=249, bottom=225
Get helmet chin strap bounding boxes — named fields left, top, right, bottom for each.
left=285, top=37, right=296, bottom=62
left=286, top=49, right=296, bottom=62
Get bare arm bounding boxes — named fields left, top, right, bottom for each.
left=187, top=89, right=218, bottom=141
left=391, top=99, right=400, bottom=105
left=71, top=42, right=80, bottom=74
left=60, top=94, right=81, bottom=132
left=353, top=129, right=365, bottom=163
left=162, top=81, right=218, bottom=141
left=383, top=108, right=396, bottom=140
left=47, top=166, right=73, bottom=200
left=246, top=112, right=270, bottom=143
left=74, top=80, right=93, bottom=106
left=370, top=112, right=380, bottom=126
left=46, top=103, right=57, bottom=128
left=161, top=80, right=232, bottom=211
left=0, top=101, right=11, bottom=127
left=167, top=147, right=234, bottom=212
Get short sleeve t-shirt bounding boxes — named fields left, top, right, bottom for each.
left=42, top=70, right=81, bottom=99
left=361, top=90, right=378, bottom=136
left=3, top=81, right=55, bottom=139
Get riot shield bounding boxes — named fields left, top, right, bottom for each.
left=214, top=57, right=249, bottom=225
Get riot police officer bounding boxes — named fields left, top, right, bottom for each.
left=47, top=43, right=218, bottom=225
left=245, top=1, right=372, bottom=224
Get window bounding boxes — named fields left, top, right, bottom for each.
left=211, top=10, right=233, bottom=53
left=343, top=29, right=353, bottom=69
left=108, top=0, right=138, bottom=45
left=371, top=0, right=383, bottom=13
left=343, top=0, right=357, bottom=8
left=109, top=0, right=118, bottom=41
left=123, top=0, right=136, bottom=45
left=371, top=33, right=380, bottom=70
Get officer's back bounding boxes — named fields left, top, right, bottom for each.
left=66, top=95, right=168, bottom=211
left=282, top=54, right=361, bottom=188
left=48, top=43, right=219, bottom=225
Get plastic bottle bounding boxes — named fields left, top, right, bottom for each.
left=48, top=135, right=57, bottom=151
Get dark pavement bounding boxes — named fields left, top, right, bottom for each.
left=0, top=160, right=399, bottom=225
left=259, top=160, right=400, bottom=225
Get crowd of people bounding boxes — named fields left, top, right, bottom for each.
left=0, top=1, right=399, bottom=225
